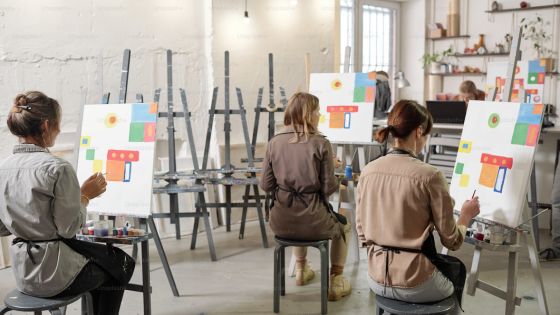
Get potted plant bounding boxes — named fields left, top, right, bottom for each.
left=421, top=47, right=454, bottom=73
left=520, top=15, right=555, bottom=71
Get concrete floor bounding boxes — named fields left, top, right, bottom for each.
left=0, top=221, right=559, bottom=315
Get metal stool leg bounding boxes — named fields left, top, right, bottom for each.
left=280, top=246, right=286, bottom=296
left=82, top=292, right=94, bottom=315
left=319, top=243, right=329, bottom=315
left=273, top=245, right=281, bottom=313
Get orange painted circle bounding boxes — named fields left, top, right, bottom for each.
left=104, top=113, right=118, bottom=128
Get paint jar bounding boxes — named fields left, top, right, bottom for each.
left=488, top=225, right=507, bottom=244
left=474, top=232, right=484, bottom=241
left=345, top=165, right=352, bottom=180
left=117, top=228, right=123, bottom=237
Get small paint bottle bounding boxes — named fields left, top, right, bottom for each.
left=122, top=226, right=128, bottom=236
left=117, top=228, right=123, bottom=237
left=112, top=227, right=118, bottom=236
left=345, top=165, right=352, bottom=180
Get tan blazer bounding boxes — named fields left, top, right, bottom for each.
left=356, top=152, right=466, bottom=288
left=260, top=127, right=344, bottom=241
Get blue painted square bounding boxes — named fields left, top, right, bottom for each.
left=344, top=113, right=351, bottom=129
left=82, top=139, right=88, bottom=144
left=354, top=73, right=376, bottom=88
left=124, top=161, right=132, bottom=182
left=493, top=167, right=507, bottom=193
left=131, top=103, right=157, bottom=123
left=462, top=143, right=469, bottom=149
left=516, top=103, right=541, bottom=124
left=528, top=60, right=545, bottom=73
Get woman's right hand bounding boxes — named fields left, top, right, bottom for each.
left=458, top=196, right=480, bottom=226
left=80, top=173, right=107, bottom=199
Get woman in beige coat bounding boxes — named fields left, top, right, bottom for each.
left=260, top=92, right=351, bottom=301
left=356, top=100, right=480, bottom=305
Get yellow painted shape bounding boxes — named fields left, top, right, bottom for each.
left=92, top=160, right=103, bottom=173
left=459, top=174, right=470, bottom=187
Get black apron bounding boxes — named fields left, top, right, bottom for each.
left=379, top=148, right=467, bottom=307
left=14, top=237, right=135, bottom=286
left=273, top=185, right=347, bottom=226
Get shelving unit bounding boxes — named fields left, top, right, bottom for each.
left=427, top=35, right=470, bottom=41
left=426, top=0, right=559, bottom=102
left=450, top=52, right=509, bottom=57
left=429, top=72, right=486, bottom=76
left=485, top=4, right=560, bottom=14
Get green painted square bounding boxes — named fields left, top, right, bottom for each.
left=85, top=149, right=95, bottom=160
left=511, top=123, right=529, bottom=145
left=454, top=162, right=464, bottom=174
left=528, top=72, right=538, bottom=84
left=353, top=87, right=366, bottom=102
left=129, top=122, right=145, bottom=142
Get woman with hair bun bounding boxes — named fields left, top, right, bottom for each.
left=0, top=91, right=134, bottom=315
left=356, top=100, right=480, bottom=305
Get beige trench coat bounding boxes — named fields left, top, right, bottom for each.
left=260, top=127, right=344, bottom=241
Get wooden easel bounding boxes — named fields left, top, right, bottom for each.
left=446, top=28, right=549, bottom=315
left=239, top=53, right=288, bottom=237
left=199, top=51, right=268, bottom=249
left=97, top=49, right=180, bottom=299
left=151, top=50, right=217, bottom=261
left=287, top=47, right=384, bottom=275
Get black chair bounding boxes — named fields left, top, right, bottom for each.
left=375, top=294, right=458, bottom=315
left=0, top=289, right=93, bottom=315
left=273, top=236, right=329, bottom=314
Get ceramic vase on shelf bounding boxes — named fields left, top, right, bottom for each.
left=428, top=74, right=443, bottom=100
left=447, top=0, right=460, bottom=36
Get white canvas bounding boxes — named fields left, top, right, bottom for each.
left=76, top=103, right=158, bottom=217
left=309, top=73, right=376, bottom=142
left=449, top=101, right=544, bottom=227
left=485, top=60, right=546, bottom=103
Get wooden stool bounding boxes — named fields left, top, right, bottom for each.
left=273, top=236, right=329, bottom=314
left=375, top=295, right=457, bottom=315
left=0, top=289, right=94, bottom=315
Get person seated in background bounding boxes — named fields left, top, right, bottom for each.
left=457, top=80, right=485, bottom=103
left=356, top=99, right=480, bottom=306
left=374, top=71, right=391, bottom=118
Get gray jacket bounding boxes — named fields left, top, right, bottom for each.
left=0, top=144, right=87, bottom=297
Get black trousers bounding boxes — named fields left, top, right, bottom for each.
left=54, top=262, right=125, bottom=315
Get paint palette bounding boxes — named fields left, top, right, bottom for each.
left=76, top=103, right=158, bottom=217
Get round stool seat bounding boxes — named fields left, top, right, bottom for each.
left=4, top=289, right=83, bottom=311
left=274, top=236, right=329, bottom=247
left=375, top=295, right=457, bottom=315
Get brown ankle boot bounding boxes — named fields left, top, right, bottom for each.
left=295, top=263, right=315, bottom=286
left=328, top=274, right=351, bottom=301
